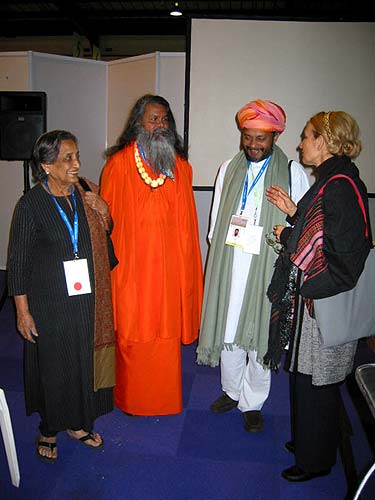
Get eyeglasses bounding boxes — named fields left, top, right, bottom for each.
left=265, top=232, right=284, bottom=254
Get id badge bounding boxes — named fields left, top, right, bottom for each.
left=225, top=214, right=249, bottom=247
left=63, top=258, right=92, bottom=296
left=242, top=225, right=264, bottom=255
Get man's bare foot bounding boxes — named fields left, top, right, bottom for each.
left=66, top=429, right=104, bottom=448
left=36, top=435, right=57, bottom=462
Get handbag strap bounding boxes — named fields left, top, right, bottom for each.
left=78, top=177, right=91, bottom=192
left=319, top=174, right=368, bottom=238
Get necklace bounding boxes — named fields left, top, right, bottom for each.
left=134, top=144, right=166, bottom=188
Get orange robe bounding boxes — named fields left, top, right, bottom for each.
left=100, top=142, right=203, bottom=415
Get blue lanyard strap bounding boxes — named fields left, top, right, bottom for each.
left=137, top=143, right=174, bottom=180
left=241, top=155, right=271, bottom=212
left=44, top=181, right=79, bottom=257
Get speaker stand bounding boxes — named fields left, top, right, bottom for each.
left=23, top=160, right=30, bottom=194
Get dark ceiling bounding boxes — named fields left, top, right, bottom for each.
left=1, top=1, right=372, bottom=47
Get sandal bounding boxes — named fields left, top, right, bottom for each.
left=35, top=436, right=57, bottom=463
left=67, top=430, right=104, bottom=449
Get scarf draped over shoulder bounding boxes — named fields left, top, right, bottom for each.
left=75, top=178, right=115, bottom=391
left=197, top=145, right=289, bottom=367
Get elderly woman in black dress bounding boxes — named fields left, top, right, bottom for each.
left=7, top=130, right=115, bottom=462
left=265, top=111, right=372, bottom=482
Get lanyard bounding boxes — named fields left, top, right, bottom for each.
left=45, top=181, right=79, bottom=257
left=137, top=143, right=149, bottom=164
left=137, top=143, right=174, bottom=179
left=240, top=155, right=271, bottom=213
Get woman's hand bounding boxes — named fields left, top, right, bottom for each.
left=266, top=185, right=297, bottom=217
left=14, top=295, right=38, bottom=343
left=83, top=192, right=110, bottom=219
left=83, top=192, right=112, bottom=231
left=273, top=224, right=285, bottom=243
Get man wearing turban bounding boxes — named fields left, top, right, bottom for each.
left=197, top=99, right=310, bottom=432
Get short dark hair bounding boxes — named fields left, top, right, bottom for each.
left=30, top=130, right=78, bottom=182
left=104, top=94, right=186, bottom=159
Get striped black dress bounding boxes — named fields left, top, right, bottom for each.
left=7, top=183, right=113, bottom=433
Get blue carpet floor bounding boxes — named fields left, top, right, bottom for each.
left=0, top=270, right=374, bottom=499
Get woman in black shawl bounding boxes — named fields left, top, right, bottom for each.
left=265, top=111, right=372, bottom=482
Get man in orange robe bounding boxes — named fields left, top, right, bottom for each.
left=100, top=94, right=203, bottom=416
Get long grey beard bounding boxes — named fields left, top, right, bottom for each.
left=137, top=127, right=176, bottom=175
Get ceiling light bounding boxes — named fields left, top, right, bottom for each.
left=170, top=2, right=182, bottom=16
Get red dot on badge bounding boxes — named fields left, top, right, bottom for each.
left=74, top=282, right=82, bottom=290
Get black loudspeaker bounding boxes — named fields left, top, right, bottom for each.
left=0, top=91, right=47, bottom=161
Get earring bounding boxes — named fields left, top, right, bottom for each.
left=46, top=171, right=49, bottom=175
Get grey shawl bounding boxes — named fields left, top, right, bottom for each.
left=196, top=146, right=289, bottom=367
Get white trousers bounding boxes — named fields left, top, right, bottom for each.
left=220, top=346, right=271, bottom=412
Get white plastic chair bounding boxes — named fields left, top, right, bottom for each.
left=353, top=363, right=375, bottom=500
left=0, top=388, right=20, bottom=487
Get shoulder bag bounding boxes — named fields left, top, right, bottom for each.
left=313, top=174, right=375, bottom=347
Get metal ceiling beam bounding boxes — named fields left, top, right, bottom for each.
left=0, top=1, right=373, bottom=39
left=57, top=0, right=100, bottom=47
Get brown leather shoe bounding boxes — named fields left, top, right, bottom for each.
left=210, top=393, right=238, bottom=413
left=243, top=410, right=264, bottom=432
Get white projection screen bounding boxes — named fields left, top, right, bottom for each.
left=188, top=19, right=375, bottom=193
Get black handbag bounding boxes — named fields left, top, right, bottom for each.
left=104, top=231, right=119, bottom=271
left=78, top=177, right=119, bottom=270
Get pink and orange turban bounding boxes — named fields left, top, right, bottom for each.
left=236, top=99, right=286, bottom=134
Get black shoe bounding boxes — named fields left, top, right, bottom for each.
left=243, top=410, right=264, bottom=433
left=282, top=465, right=331, bottom=482
left=210, top=393, right=238, bottom=413
left=284, top=441, right=295, bottom=454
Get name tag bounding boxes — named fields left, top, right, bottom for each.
left=225, top=214, right=263, bottom=254
left=63, top=258, right=92, bottom=296
left=242, top=225, right=264, bottom=255
left=225, top=214, right=248, bottom=247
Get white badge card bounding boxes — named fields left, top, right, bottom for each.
left=63, top=258, right=92, bottom=296
left=225, top=214, right=249, bottom=247
left=242, top=225, right=264, bottom=255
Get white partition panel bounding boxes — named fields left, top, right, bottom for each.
left=189, top=20, right=375, bottom=192
left=107, top=53, right=157, bottom=152
left=106, top=52, right=185, bottom=159
left=158, top=52, right=185, bottom=139
left=0, top=52, right=30, bottom=269
left=30, top=52, right=107, bottom=183
left=193, top=189, right=213, bottom=268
